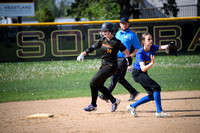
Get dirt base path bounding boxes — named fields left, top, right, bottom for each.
left=0, top=91, right=200, bottom=133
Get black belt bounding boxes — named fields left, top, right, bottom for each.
left=101, top=59, right=117, bottom=64
left=117, top=58, right=125, bottom=61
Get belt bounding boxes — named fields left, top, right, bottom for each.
left=117, top=58, right=125, bottom=61
left=101, top=59, right=117, bottom=64
left=117, top=57, right=125, bottom=58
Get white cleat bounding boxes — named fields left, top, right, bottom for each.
left=156, top=111, right=172, bottom=118
left=126, top=105, right=138, bottom=117
left=111, top=99, right=121, bottom=112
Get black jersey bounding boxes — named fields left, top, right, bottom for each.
left=85, top=37, right=126, bottom=63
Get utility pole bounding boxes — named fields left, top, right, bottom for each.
left=18, top=16, right=22, bottom=23
left=198, top=0, right=200, bottom=16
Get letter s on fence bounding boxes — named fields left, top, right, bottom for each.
left=16, top=31, right=45, bottom=58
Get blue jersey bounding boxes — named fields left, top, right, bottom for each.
left=133, top=44, right=159, bottom=71
left=115, top=28, right=140, bottom=58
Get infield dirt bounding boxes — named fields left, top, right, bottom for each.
left=0, top=90, right=200, bottom=133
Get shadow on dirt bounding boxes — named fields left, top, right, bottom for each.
left=162, top=97, right=200, bottom=101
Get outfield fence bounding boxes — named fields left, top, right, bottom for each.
left=0, top=17, right=199, bottom=62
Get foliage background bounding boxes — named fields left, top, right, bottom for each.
left=31, top=0, right=179, bottom=22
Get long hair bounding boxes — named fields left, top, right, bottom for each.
left=141, top=32, right=151, bottom=47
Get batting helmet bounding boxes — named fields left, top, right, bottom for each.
left=100, top=22, right=114, bottom=34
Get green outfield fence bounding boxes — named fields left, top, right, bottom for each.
left=0, top=17, right=200, bottom=62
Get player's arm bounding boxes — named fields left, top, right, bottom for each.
left=82, top=51, right=87, bottom=56
left=139, top=55, right=155, bottom=72
left=77, top=40, right=101, bottom=61
left=118, top=41, right=132, bottom=65
left=159, top=45, right=168, bottom=51
left=130, top=34, right=140, bottom=58
left=130, top=49, right=139, bottom=58
left=122, top=49, right=132, bottom=66
left=122, top=49, right=131, bottom=57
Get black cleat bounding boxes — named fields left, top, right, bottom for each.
left=128, top=91, right=140, bottom=101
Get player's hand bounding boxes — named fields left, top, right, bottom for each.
left=166, top=42, right=178, bottom=56
left=77, top=53, right=84, bottom=61
left=150, top=54, right=154, bottom=64
left=127, top=65, right=133, bottom=72
left=125, top=56, right=132, bottom=66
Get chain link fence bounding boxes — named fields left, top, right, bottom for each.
left=135, top=4, right=200, bottom=18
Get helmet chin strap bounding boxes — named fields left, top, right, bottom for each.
left=99, top=31, right=104, bottom=38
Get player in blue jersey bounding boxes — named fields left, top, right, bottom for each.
left=99, top=17, right=140, bottom=102
left=126, top=32, right=172, bottom=118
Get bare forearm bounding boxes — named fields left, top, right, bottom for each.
left=82, top=51, right=87, bottom=56
left=159, top=45, right=168, bottom=50
left=122, top=49, right=131, bottom=57
left=140, top=62, right=154, bottom=72
left=140, top=55, right=155, bottom=72
left=130, top=49, right=139, bottom=58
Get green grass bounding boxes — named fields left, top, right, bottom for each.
left=0, top=55, right=200, bottom=103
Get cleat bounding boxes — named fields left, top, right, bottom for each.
left=156, top=111, right=171, bottom=118
left=126, top=105, right=138, bottom=117
left=128, top=91, right=140, bottom=101
left=84, top=104, right=97, bottom=112
left=98, top=94, right=109, bottom=102
left=111, top=99, right=121, bottom=112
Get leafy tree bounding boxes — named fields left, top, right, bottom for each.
left=161, top=0, right=179, bottom=17
left=38, top=7, right=55, bottom=22
left=57, top=0, right=68, bottom=17
left=116, top=0, right=142, bottom=19
left=32, top=0, right=69, bottom=22
left=66, top=0, right=120, bottom=21
left=66, top=0, right=146, bottom=21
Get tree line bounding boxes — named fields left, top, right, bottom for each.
left=33, top=0, right=179, bottom=22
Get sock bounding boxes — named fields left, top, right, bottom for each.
left=111, top=98, right=116, bottom=104
left=130, top=96, right=151, bottom=108
left=153, top=91, right=163, bottom=113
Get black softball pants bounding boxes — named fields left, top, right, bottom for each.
left=132, top=68, right=161, bottom=100
left=108, top=58, right=137, bottom=94
left=90, top=61, right=118, bottom=106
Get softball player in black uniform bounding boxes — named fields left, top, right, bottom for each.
left=99, top=17, right=140, bottom=102
left=126, top=33, right=172, bottom=118
left=77, top=22, right=132, bottom=112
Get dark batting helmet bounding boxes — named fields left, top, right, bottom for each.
left=100, top=22, right=114, bottom=34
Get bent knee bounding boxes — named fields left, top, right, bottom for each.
left=148, top=95, right=154, bottom=100
left=153, top=85, right=161, bottom=92
left=149, top=86, right=161, bottom=100
left=90, top=80, right=96, bottom=88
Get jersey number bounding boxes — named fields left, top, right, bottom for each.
left=107, top=49, right=112, bottom=54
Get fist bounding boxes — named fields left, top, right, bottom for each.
left=77, top=53, right=84, bottom=61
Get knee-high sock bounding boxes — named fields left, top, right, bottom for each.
left=90, top=86, right=98, bottom=107
left=130, top=96, right=151, bottom=108
left=99, top=85, right=116, bottom=103
left=153, top=91, right=163, bottom=113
